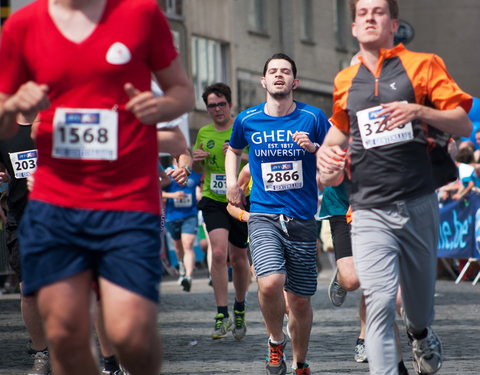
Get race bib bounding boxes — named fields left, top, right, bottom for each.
left=174, top=193, right=193, bottom=208
left=261, top=160, right=303, bottom=191
left=356, top=103, right=413, bottom=149
left=52, top=108, right=118, bottom=160
left=8, top=149, right=38, bottom=179
left=210, top=173, right=226, bottom=195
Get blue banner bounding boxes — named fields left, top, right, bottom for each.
left=438, top=193, right=480, bottom=258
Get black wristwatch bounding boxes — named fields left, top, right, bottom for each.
left=181, top=165, right=192, bottom=176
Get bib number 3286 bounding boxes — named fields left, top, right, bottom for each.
left=52, top=108, right=118, bottom=160
left=356, top=102, right=413, bottom=149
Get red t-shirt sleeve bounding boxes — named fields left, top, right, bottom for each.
left=147, top=4, right=178, bottom=72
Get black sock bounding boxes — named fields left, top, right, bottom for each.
left=356, top=338, right=365, bottom=345
left=296, top=362, right=308, bottom=369
left=412, top=328, right=428, bottom=340
left=217, top=305, right=229, bottom=318
left=398, top=359, right=409, bottom=375
left=103, top=355, right=120, bottom=372
left=234, top=300, right=245, bottom=311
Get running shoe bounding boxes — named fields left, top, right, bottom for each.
left=211, top=313, right=232, bottom=339
left=328, top=270, right=347, bottom=307
left=293, top=364, right=311, bottom=375
left=409, top=327, right=442, bottom=374
left=232, top=309, right=247, bottom=340
left=265, top=340, right=287, bottom=375
left=181, top=277, right=192, bottom=292
left=28, top=350, right=51, bottom=375
left=354, top=339, right=368, bottom=363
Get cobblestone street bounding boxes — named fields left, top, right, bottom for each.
left=1, top=263, right=479, bottom=375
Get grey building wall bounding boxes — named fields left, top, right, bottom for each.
left=400, top=0, right=480, bottom=98
left=5, top=0, right=480, bottom=136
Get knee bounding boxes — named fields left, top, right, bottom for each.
left=210, top=248, right=226, bottom=265
left=108, top=321, right=158, bottom=355
left=259, top=277, right=284, bottom=298
left=287, top=295, right=311, bottom=314
left=46, top=320, right=90, bottom=353
left=229, top=252, right=248, bottom=269
left=338, top=272, right=360, bottom=291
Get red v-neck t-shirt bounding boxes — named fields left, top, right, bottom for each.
left=0, top=0, right=177, bottom=215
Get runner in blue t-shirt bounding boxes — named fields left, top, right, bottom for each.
left=225, top=53, right=329, bottom=375
left=163, top=166, right=202, bottom=292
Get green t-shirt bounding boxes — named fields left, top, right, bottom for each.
left=193, top=124, right=235, bottom=203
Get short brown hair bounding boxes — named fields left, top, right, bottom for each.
left=202, top=82, right=232, bottom=106
left=263, top=53, right=297, bottom=78
left=349, top=0, right=399, bottom=21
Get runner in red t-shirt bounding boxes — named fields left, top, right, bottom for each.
left=0, top=1, right=194, bottom=375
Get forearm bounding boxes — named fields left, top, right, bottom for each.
left=319, top=167, right=345, bottom=187
left=175, top=148, right=192, bottom=169
left=416, top=105, right=472, bottom=138
left=157, top=127, right=188, bottom=155
left=225, top=148, right=242, bottom=186
left=161, top=191, right=177, bottom=199
left=153, top=58, right=194, bottom=123
left=0, top=98, right=19, bottom=139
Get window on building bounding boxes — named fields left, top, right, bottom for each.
left=301, top=0, right=314, bottom=43
left=248, top=0, right=267, bottom=34
left=159, top=0, right=183, bottom=19
left=191, top=36, right=228, bottom=108
left=335, top=0, right=349, bottom=50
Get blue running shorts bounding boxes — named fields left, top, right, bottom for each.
left=19, top=200, right=162, bottom=302
left=165, top=214, right=198, bottom=240
left=248, top=213, right=318, bottom=297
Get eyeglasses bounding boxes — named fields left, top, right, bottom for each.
left=207, top=101, right=228, bottom=109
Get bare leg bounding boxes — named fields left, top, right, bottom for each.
left=172, top=238, right=185, bottom=274
left=286, top=291, right=312, bottom=364
left=336, top=256, right=360, bottom=291
left=37, top=271, right=99, bottom=375
left=257, top=274, right=286, bottom=342
left=20, top=283, right=48, bottom=352
left=359, top=294, right=366, bottom=339
left=207, top=228, right=229, bottom=306
left=180, top=233, right=196, bottom=278
left=99, top=278, right=161, bottom=375
left=228, top=243, right=250, bottom=303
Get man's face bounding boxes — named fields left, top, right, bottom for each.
left=352, top=0, right=398, bottom=49
left=206, top=93, right=231, bottom=126
left=475, top=132, right=480, bottom=146
left=261, top=59, right=298, bottom=99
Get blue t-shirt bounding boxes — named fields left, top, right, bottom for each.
left=230, top=101, right=330, bottom=219
left=164, top=170, right=202, bottom=221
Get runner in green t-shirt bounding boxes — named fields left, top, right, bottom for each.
left=192, top=83, right=250, bottom=341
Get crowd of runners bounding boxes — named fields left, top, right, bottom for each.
left=0, top=0, right=474, bottom=375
